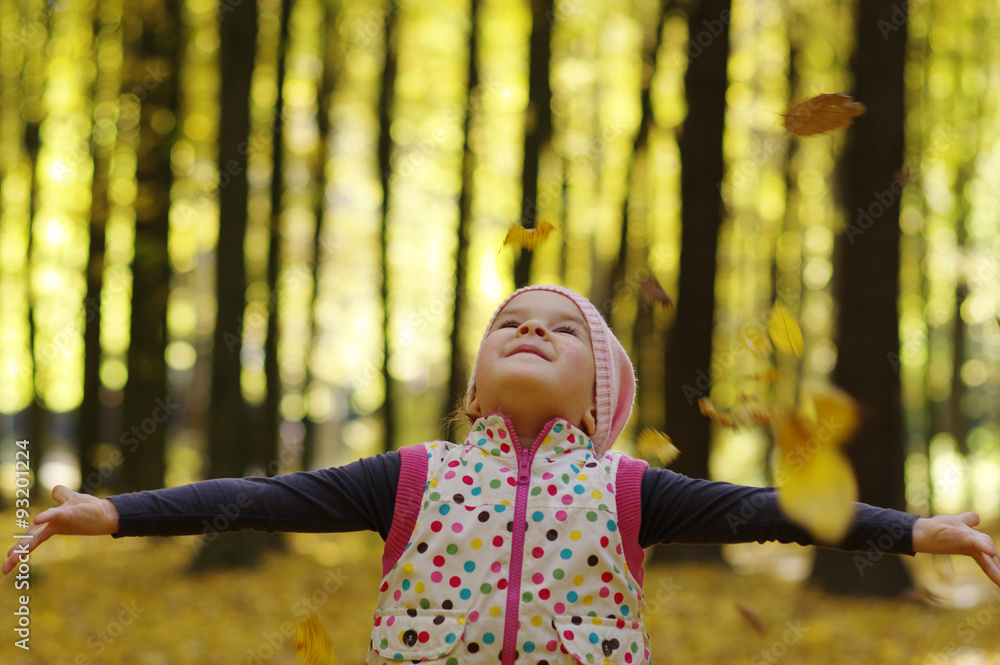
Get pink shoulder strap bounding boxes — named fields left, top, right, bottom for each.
left=382, top=444, right=429, bottom=577
left=615, top=455, right=649, bottom=588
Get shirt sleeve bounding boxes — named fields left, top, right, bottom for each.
left=108, top=452, right=402, bottom=541
left=639, top=467, right=919, bottom=554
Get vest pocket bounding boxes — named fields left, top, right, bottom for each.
left=371, top=608, right=467, bottom=662
left=552, top=616, right=646, bottom=665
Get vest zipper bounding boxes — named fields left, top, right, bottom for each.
left=501, top=418, right=558, bottom=665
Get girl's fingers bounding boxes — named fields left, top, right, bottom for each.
left=958, top=511, right=981, bottom=528
left=978, top=551, right=1000, bottom=588
left=51, top=484, right=75, bottom=504
left=33, top=506, right=63, bottom=525
left=3, top=524, right=50, bottom=575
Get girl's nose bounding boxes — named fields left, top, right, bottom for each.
left=517, top=319, right=549, bottom=338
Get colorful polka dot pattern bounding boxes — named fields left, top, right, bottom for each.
left=366, top=415, right=651, bottom=664
left=552, top=616, right=645, bottom=665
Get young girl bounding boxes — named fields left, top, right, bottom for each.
left=5, top=285, right=1000, bottom=665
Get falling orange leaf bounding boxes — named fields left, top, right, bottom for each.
left=783, top=93, right=866, bottom=137
left=736, top=602, right=765, bottom=634
left=502, top=220, right=555, bottom=251
left=743, top=367, right=780, bottom=383
left=640, top=275, right=675, bottom=309
left=698, top=397, right=787, bottom=428
left=295, top=612, right=339, bottom=665
left=636, top=428, right=680, bottom=466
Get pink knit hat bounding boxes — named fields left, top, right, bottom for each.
left=466, top=285, right=635, bottom=454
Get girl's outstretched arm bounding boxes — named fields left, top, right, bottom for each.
left=912, top=512, right=1000, bottom=588
left=3, top=485, right=119, bottom=575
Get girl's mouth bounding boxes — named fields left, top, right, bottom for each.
left=508, top=345, right=549, bottom=360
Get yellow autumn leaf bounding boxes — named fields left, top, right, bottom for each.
left=635, top=428, right=680, bottom=466
left=740, top=327, right=773, bottom=356
left=798, top=382, right=860, bottom=447
left=774, top=443, right=857, bottom=544
left=295, top=612, right=338, bottom=665
left=767, top=301, right=804, bottom=358
left=502, top=220, right=556, bottom=251
left=771, top=383, right=861, bottom=544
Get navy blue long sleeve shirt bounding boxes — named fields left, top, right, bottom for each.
left=108, top=452, right=918, bottom=554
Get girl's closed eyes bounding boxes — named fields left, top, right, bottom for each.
left=494, top=317, right=583, bottom=337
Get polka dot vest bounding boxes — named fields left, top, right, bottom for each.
left=367, top=415, right=651, bottom=665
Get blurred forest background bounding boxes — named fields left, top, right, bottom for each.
left=1, top=0, right=1000, bottom=612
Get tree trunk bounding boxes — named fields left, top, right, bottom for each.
left=258, top=0, right=294, bottom=474
left=80, top=165, right=106, bottom=492
left=443, top=0, right=480, bottom=442
left=377, top=9, right=398, bottom=452
left=658, top=0, right=732, bottom=563
left=513, top=0, right=553, bottom=289
left=600, top=3, right=669, bottom=321
left=120, top=0, right=179, bottom=493
left=79, top=8, right=125, bottom=493
left=811, top=0, right=911, bottom=596
left=192, top=0, right=280, bottom=572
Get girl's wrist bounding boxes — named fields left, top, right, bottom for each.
left=103, top=498, right=121, bottom=533
left=911, top=517, right=928, bottom=552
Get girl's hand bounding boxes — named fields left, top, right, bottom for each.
left=3, top=485, right=120, bottom=576
left=912, top=512, right=1000, bottom=588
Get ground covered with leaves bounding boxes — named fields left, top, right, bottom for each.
left=2, top=520, right=999, bottom=665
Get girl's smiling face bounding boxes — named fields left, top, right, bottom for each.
left=470, top=290, right=597, bottom=442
